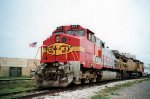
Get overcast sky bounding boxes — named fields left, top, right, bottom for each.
left=0, top=0, right=150, bottom=65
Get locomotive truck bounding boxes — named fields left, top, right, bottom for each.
left=33, top=25, right=144, bottom=87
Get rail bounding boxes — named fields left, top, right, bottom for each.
left=0, top=78, right=34, bottom=82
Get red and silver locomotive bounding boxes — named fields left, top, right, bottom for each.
left=34, top=25, right=144, bottom=87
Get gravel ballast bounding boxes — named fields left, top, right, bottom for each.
left=33, top=79, right=145, bottom=99
left=109, top=80, right=150, bottom=99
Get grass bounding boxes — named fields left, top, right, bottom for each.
left=0, top=80, right=37, bottom=93
left=91, top=77, right=150, bottom=99
left=91, top=94, right=109, bottom=99
left=0, top=78, right=37, bottom=99
left=0, top=76, right=33, bottom=80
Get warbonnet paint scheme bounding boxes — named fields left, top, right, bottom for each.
left=33, top=25, right=144, bottom=87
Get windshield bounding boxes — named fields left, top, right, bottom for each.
left=53, top=31, right=64, bottom=34
left=67, top=30, right=84, bottom=36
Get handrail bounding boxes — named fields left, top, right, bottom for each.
left=34, top=47, right=41, bottom=59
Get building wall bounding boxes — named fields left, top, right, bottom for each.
left=0, top=66, right=9, bottom=77
left=0, top=57, right=40, bottom=77
left=22, top=59, right=40, bottom=77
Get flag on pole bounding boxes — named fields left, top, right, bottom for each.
left=29, top=42, right=37, bottom=47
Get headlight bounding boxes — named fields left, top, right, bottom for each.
left=56, top=36, right=60, bottom=42
left=53, top=63, right=58, bottom=66
left=71, top=25, right=79, bottom=28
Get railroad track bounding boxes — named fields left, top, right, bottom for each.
left=0, top=88, right=40, bottom=98
left=0, top=78, right=144, bottom=99
left=12, top=79, right=124, bottom=99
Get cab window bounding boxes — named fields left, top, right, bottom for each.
left=53, top=31, right=64, bottom=34
left=87, top=31, right=95, bottom=43
left=67, top=30, right=84, bottom=36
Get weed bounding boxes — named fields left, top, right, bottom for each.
left=91, top=94, right=109, bottom=99
left=110, top=92, right=120, bottom=95
left=0, top=80, right=37, bottom=94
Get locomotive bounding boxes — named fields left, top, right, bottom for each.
left=34, top=25, right=144, bottom=87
